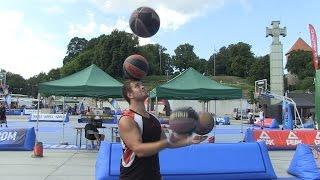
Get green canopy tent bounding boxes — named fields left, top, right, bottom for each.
left=150, top=67, right=244, bottom=135
left=36, top=64, right=124, bottom=144
left=150, top=67, right=242, bottom=100
left=39, top=64, right=123, bottom=98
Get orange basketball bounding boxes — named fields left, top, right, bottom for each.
left=169, top=107, right=198, bottom=135
left=195, top=112, right=214, bottom=135
left=123, top=54, right=149, bottom=80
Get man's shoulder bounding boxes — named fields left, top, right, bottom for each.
left=122, top=109, right=135, bottom=118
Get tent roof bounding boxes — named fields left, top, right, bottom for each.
left=39, top=64, right=123, bottom=98
left=151, top=68, right=242, bottom=100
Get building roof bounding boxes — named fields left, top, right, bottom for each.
left=288, top=92, right=315, bottom=108
left=286, top=37, right=312, bottom=55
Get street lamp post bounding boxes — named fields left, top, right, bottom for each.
left=159, top=46, right=162, bottom=75
left=213, top=46, right=217, bottom=76
left=213, top=53, right=216, bottom=76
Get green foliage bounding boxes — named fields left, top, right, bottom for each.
left=295, top=77, right=315, bottom=91
left=247, top=86, right=258, bottom=104
left=5, top=31, right=318, bottom=97
left=227, top=42, right=255, bottom=77
left=208, top=42, right=254, bottom=77
left=63, top=37, right=88, bottom=65
left=6, top=72, right=28, bottom=95
left=138, top=44, right=173, bottom=75
left=248, top=55, right=270, bottom=83
left=197, top=58, right=209, bottom=74
left=208, top=47, right=228, bottom=76
left=286, top=50, right=314, bottom=80
left=60, top=30, right=139, bottom=77
left=47, top=68, right=61, bottom=81
left=172, top=43, right=200, bottom=72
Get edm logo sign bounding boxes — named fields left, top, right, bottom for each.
left=0, top=129, right=27, bottom=145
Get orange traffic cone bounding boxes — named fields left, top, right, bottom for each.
left=31, top=142, right=43, bottom=158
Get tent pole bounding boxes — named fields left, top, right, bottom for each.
left=60, top=96, right=68, bottom=145
left=240, top=99, right=243, bottom=134
left=36, top=93, right=40, bottom=142
left=206, top=101, right=209, bottom=112
left=202, top=101, right=206, bottom=112
left=213, top=100, right=217, bottom=138
left=155, top=97, right=158, bottom=117
left=148, top=92, right=151, bottom=112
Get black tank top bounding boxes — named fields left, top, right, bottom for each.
left=120, top=109, right=162, bottom=180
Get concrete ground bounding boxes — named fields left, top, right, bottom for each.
left=0, top=149, right=295, bottom=180
left=0, top=115, right=297, bottom=180
left=0, top=149, right=97, bottom=180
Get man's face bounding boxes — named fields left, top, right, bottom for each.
left=128, top=81, right=148, bottom=102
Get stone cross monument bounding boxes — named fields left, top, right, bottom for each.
left=266, top=21, right=287, bottom=104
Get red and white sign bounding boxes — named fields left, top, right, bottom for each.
left=254, top=118, right=274, bottom=127
left=252, top=129, right=319, bottom=149
left=309, top=24, right=319, bottom=70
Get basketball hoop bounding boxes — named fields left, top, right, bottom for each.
left=255, top=79, right=267, bottom=97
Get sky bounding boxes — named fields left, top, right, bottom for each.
left=0, top=0, right=319, bottom=78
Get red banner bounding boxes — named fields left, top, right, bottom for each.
left=252, top=129, right=320, bottom=149
left=254, top=118, right=274, bottom=127
left=309, top=24, right=319, bottom=70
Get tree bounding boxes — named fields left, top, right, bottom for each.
left=63, top=37, right=88, bottom=65
left=138, top=44, right=173, bottom=75
left=286, top=50, right=314, bottom=80
left=6, top=72, right=28, bottom=94
left=296, top=77, right=315, bottom=92
left=60, top=30, right=139, bottom=78
left=172, top=43, right=199, bottom=72
left=47, top=68, right=61, bottom=81
left=195, top=58, right=209, bottom=74
left=247, top=86, right=258, bottom=105
left=227, top=42, right=255, bottom=77
left=208, top=43, right=255, bottom=77
left=248, top=55, right=270, bottom=83
left=208, top=46, right=229, bottom=75
left=26, top=72, right=48, bottom=97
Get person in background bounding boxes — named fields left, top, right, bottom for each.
left=0, top=102, right=8, bottom=127
left=84, top=120, right=105, bottom=148
left=259, top=109, right=264, bottom=129
left=74, top=104, right=78, bottom=115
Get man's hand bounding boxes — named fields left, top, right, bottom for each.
left=190, top=135, right=208, bottom=144
left=167, top=132, right=208, bottom=148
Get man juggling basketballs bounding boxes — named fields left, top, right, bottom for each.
left=118, top=6, right=207, bottom=180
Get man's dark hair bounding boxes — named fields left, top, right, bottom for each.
left=122, top=80, right=133, bottom=104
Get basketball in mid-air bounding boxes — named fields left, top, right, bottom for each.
left=123, top=54, right=149, bottom=80
left=129, top=7, right=160, bottom=38
left=169, top=107, right=199, bottom=135
left=194, top=112, right=214, bottom=135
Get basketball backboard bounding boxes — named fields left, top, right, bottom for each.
left=255, top=79, right=268, bottom=97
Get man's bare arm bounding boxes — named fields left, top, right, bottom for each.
left=118, top=116, right=168, bottom=157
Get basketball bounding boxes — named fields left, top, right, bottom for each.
left=169, top=107, right=198, bottom=135
left=129, top=7, right=160, bottom=38
left=123, top=54, right=149, bottom=80
left=195, top=112, right=214, bottom=135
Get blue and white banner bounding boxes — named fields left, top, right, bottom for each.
left=0, top=127, right=35, bottom=151
left=29, top=113, right=69, bottom=122
left=216, top=116, right=230, bottom=125
left=23, top=109, right=39, bottom=115
left=0, top=128, right=26, bottom=145
left=282, top=101, right=293, bottom=130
